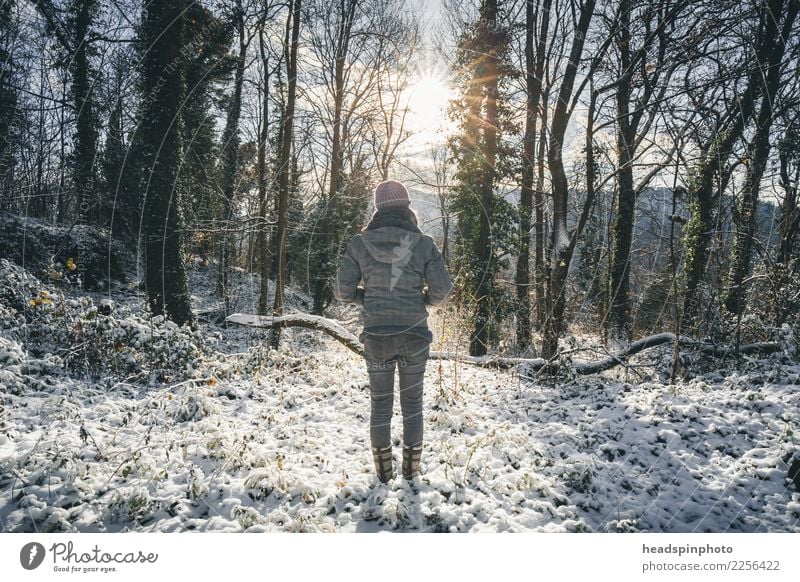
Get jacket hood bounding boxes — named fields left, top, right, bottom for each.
left=360, top=227, right=424, bottom=264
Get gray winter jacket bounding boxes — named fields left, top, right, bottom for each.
left=334, top=213, right=453, bottom=343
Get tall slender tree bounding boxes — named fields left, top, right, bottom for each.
left=0, top=0, right=19, bottom=205
left=217, top=0, right=252, bottom=313
left=448, top=0, right=517, bottom=357
left=516, top=0, right=552, bottom=351
left=270, top=0, right=302, bottom=348
left=777, top=124, right=800, bottom=270
left=180, top=2, right=234, bottom=260
left=541, top=0, right=597, bottom=360
left=69, top=0, right=99, bottom=222
left=256, top=7, right=278, bottom=315
left=102, top=59, right=126, bottom=229
left=139, top=0, right=193, bottom=326
left=309, top=0, right=358, bottom=314
left=605, top=0, right=686, bottom=340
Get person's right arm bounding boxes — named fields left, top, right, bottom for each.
left=423, top=238, right=454, bottom=306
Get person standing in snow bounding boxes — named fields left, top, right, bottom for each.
left=334, top=180, right=453, bottom=483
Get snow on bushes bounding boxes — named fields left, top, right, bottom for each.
left=0, top=258, right=207, bottom=383
left=0, top=213, right=129, bottom=291
left=2, top=258, right=800, bottom=533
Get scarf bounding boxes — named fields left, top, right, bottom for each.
left=364, top=206, right=421, bottom=233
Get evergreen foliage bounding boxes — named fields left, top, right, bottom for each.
left=446, top=0, right=518, bottom=355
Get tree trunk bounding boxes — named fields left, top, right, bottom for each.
left=470, top=0, right=500, bottom=358
left=72, top=0, right=99, bottom=224
left=57, top=75, right=67, bottom=223
left=0, top=0, right=17, bottom=206
left=534, top=96, right=547, bottom=329
left=104, top=58, right=127, bottom=232
left=270, top=0, right=302, bottom=348
left=724, top=119, right=771, bottom=316
left=141, top=0, right=193, bottom=327
left=32, top=66, right=47, bottom=218
left=515, top=0, right=535, bottom=352
left=516, top=0, right=551, bottom=352
left=542, top=0, right=596, bottom=360
left=777, top=144, right=800, bottom=268
left=584, top=86, right=601, bottom=316
left=257, top=28, right=271, bottom=316
left=217, top=0, right=247, bottom=313
left=607, top=0, right=635, bottom=341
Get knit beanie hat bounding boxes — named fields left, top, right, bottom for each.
left=374, top=180, right=410, bottom=210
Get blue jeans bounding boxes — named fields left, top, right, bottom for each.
left=362, top=333, right=430, bottom=450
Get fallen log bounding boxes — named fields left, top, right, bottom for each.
left=227, top=312, right=547, bottom=368
left=226, top=313, right=365, bottom=355
left=226, top=314, right=782, bottom=374
left=523, top=334, right=782, bottom=375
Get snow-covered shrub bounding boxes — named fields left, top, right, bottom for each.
left=63, top=299, right=140, bottom=376
left=52, top=301, right=205, bottom=382
left=135, top=315, right=206, bottom=382
left=64, top=305, right=207, bottom=382
left=0, top=258, right=54, bottom=314
left=244, top=467, right=287, bottom=499
left=0, top=213, right=129, bottom=290
left=0, top=300, right=20, bottom=331
left=279, top=510, right=336, bottom=533
left=233, top=505, right=262, bottom=529
left=746, top=260, right=800, bottom=328
left=0, top=260, right=68, bottom=361
left=173, top=388, right=221, bottom=423
left=0, top=258, right=207, bottom=382
left=0, top=335, right=63, bottom=395
left=187, top=466, right=208, bottom=500
left=776, top=324, right=797, bottom=359
left=550, top=452, right=597, bottom=497
left=106, top=486, right=153, bottom=524
left=138, top=383, right=221, bottom=426
left=0, top=335, right=25, bottom=367
left=237, top=342, right=328, bottom=388
left=16, top=496, right=74, bottom=532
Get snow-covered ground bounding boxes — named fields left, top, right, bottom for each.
left=1, top=259, right=799, bottom=533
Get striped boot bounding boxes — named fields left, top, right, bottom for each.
left=372, top=446, right=394, bottom=483
left=402, top=444, right=422, bottom=480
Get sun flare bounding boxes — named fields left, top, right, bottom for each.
left=405, top=70, right=454, bottom=142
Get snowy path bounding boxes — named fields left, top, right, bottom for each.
left=2, top=327, right=799, bottom=533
